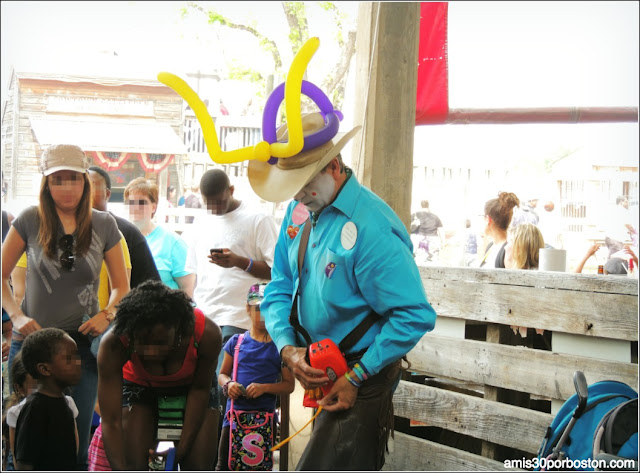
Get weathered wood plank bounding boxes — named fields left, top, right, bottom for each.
left=409, top=334, right=638, bottom=399
left=421, top=269, right=638, bottom=341
left=393, top=381, right=553, bottom=455
left=419, top=265, right=638, bottom=296
left=384, top=432, right=518, bottom=471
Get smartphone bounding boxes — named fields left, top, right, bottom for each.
left=210, top=248, right=223, bottom=254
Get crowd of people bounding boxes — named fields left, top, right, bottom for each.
left=1, top=116, right=437, bottom=471
left=0, top=118, right=636, bottom=472
left=410, top=189, right=638, bottom=277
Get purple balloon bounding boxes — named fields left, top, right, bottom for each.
left=262, top=80, right=342, bottom=156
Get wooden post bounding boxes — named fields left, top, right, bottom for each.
left=351, top=2, right=421, bottom=228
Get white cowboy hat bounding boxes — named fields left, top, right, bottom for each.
left=248, top=113, right=361, bottom=203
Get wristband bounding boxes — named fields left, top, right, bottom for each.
left=344, top=371, right=361, bottom=388
left=353, top=363, right=368, bottom=382
left=222, top=380, right=232, bottom=397
left=244, top=258, right=254, bottom=273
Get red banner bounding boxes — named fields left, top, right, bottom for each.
left=87, top=151, right=131, bottom=170
left=138, top=153, right=175, bottom=173
left=416, top=2, right=449, bottom=125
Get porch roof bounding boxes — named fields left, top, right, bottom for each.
left=30, top=117, right=187, bottom=155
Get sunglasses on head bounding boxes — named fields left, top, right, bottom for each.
left=126, top=199, right=150, bottom=206
left=59, top=234, right=75, bottom=270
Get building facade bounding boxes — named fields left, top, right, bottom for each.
left=1, top=70, right=186, bottom=210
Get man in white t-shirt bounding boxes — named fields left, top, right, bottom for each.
left=181, top=169, right=277, bottom=405
left=604, top=196, right=637, bottom=258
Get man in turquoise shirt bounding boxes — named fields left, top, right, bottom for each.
left=248, top=112, right=436, bottom=470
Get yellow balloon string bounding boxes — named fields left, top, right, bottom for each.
left=271, top=406, right=323, bottom=452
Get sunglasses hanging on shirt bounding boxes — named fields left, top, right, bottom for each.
left=59, top=234, right=75, bottom=270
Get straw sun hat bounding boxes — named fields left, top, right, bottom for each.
left=248, top=113, right=361, bottom=203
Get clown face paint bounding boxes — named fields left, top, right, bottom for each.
left=294, top=171, right=335, bottom=212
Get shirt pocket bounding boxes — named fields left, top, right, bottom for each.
left=319, top=249, right=355, bottom=306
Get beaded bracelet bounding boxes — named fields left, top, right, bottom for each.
left=222, top=380, right=233, bottom=397
left=344, top=371, right=361, bottom=388
left=353, top=363, right=368, bottom=382
left=244, top=258, right=254, bottom=273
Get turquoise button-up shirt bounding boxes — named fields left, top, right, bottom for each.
left=262, top=171, right=437, bottom=375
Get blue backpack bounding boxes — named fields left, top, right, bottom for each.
left=537, top=378, right=638, bottom=471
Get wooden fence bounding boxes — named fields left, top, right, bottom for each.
left=382, top=266, right=638, bottom=471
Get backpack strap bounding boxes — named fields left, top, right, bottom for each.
left=228, top=333, right=246, bottom=417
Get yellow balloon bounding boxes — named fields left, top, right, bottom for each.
left=157, top=72, right=271, bottom=164
left=158, top=36, right=322, bottom=164
left=270, top=37, right=320, bottom=159
left=157, top=72, right=222, bottom=156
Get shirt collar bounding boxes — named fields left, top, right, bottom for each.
left=329, top=167, right=359, bottom=219
left=309, top=168, right=360, bottom=225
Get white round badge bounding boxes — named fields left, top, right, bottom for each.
left=341, top=221, right=357, bottom=250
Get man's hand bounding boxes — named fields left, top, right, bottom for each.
left=623, top=245, right=639, bottom=265
left=2, top=341, right=9, bottom=362
left=317, top=374, right=358, bottom=412
left=208, top=249, right=240, bottom=269
left=280, top=345, right=329, bottom=389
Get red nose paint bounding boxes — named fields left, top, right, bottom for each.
left=312, top=192, right=317, bottom=196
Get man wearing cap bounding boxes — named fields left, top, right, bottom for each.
left=249, top=113, right=437, bottom=470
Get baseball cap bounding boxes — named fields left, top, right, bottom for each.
left=247, top=283, right=267, bottom=306
left=39, top=144, right=90, bottom=176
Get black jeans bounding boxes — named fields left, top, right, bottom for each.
left=295, top=360, right=402, bottom=471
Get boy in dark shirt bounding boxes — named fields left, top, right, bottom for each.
left=14, top=328, right=82, bottom=470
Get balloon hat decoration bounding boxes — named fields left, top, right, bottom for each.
left=157, top=37, right=343, bottom=166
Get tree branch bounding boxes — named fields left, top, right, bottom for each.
left=322, top=30, right=356, bottom=110
left=281, top=2, right=310, bottom=56
left=186, top=1, right=282, bottom=70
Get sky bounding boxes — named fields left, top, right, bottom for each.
left=2, top=0, right=638, bottom=207
left=0, top=1, right=358, bottom=107
left=3, top=2, right=637, bottom=106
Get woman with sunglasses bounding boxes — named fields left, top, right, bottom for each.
left=123, top=177, right=195, bottom=296
left=1, top=144, right=129, bottom=469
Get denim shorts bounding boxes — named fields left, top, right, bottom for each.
left=121, top=380, right=219, bottom=410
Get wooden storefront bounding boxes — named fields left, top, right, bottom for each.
left=1, top=71, right=186, bottom=208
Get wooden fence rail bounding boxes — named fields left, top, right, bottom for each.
left=382, top=266, right=638, bottom=471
